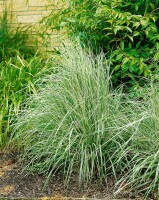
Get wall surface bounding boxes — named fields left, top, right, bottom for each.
left=0, top=0, right=67, bottom=50
left=0, top=0, right=3, bottom=12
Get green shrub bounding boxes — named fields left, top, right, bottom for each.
left=43, top=0, right=159, bottom=87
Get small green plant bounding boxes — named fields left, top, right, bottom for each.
left=43, top=0, right=159, bottom=87
left=0, top=54, right=54, bottom=149
left=0, top=7, right=55, bottom=148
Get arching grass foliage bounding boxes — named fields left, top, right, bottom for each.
left=13, top=44, right=159, bottom=197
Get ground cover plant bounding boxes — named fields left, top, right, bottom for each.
left=43, top=0, right=159, bottom=89
left=13, top=44, right=159, bottom=197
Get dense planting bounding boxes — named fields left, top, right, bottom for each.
left=0, top=10, right=37, bottom=61
left=0, top=55, right=53, bottom=148
left=0, top=9, right=53, bottom=148
left=44, top=0, right=159, bottom=87
left=1, top=1, right=159, bottom=198
left=13, top=45, right=159, bottom=197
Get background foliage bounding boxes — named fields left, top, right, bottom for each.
left=44, top=0, right=159, bottom=87
left=0, top=8, right=54, bottom=148
left=0, top=10, right=37, bottom=61
left=0, top=55, right=52, bottom=148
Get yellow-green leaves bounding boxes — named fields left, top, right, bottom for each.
left=0, top=55, right=52, bottom=148
left=154, top=51, right=159, bottom=61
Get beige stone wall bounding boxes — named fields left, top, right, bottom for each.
left=0, top=0, right=3, bottom=12
left=0, top=0, right=67, bottom=50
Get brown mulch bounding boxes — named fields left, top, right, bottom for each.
left=0, top=151, right=142, bottom=200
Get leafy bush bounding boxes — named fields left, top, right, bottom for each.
left=43, top=0, right=159, bottom=87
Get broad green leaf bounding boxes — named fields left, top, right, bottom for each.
left=149, top=3, right=155, bottom=10
left=128, top=42, right=132, bottom=48
left=133, top=31, right=139, bottom=37
left=140, top=19, right=148, bottom=27
left=114, top=28, right=118, bottom=35
left=154, top=51, right=159, bottom=61
left=114, top=65, right=121, bottom=71
left=106, top=20, right=113, bottom=24
left=135, top=4, right=138, bottom=11
left=125, top=27, right=132, bottom=33
left=133, top=22, right=140, bottom=28
left=116, top=54, right=123, bottom=60
left=122, top=64, right=128, bottom=71
left=123, top=57, right=129, bottom=64
left=138, top=68, right=144, bottom=75
left=136, top=41, right=141, bottom=49
left=155, top=43, right=159, bottom=50
left=127, top=35, right=133, bottom=42
left=129, top=64, right=138, bottom=73
left=120, top=42, right=124, bottom=50
left=113, top=26, right=122, bottom=35
left=150, top=16, right=156, bottom=22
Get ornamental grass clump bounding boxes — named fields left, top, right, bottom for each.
left=13, top=44, right=159, bottom=197
left=14, top=44, right=141, bottom=183
left=114, top=85, right=159, bottom=197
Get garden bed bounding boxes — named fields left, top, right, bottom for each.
left=0, top=152, right=141, bottom=200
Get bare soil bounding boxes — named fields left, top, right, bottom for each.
left=0, top=151, right=143, bottom=200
